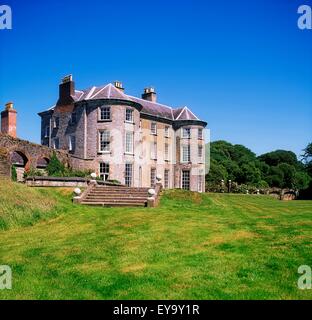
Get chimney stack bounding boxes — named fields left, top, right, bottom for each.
left=114, top=81, right=124, bottom=92
left=142, top=87, right=156, bottom=102
left=57, top=74, right=75, bottom=106
left=1, top=102, right=17, bottom=138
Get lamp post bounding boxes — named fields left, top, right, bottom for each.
left=221, top=179, right=224, bottom=193
left=228, top=180, right=232, bottom=193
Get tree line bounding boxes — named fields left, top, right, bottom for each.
left=206, top=141, right=312, bottom=198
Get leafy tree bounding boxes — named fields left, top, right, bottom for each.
left=301, top=142, right=312, bottom=164
left=206, top=160, right=228, bottom=191
left=294, top=171, right=311, bottom=190
left=277, top=163, right=296, bottom=188
left=258, top=150, right=298, bottom=167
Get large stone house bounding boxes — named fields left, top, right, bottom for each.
left=38, top=75, right=207, bottom=191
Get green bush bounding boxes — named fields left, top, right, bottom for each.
left=24, top=168, right=44, bottom=178
left=46, top=152, right=65, bottom=176
left=11, top=165, right=17, bottom=182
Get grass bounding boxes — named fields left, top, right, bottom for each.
left=0, top=180, right=311, bottom=299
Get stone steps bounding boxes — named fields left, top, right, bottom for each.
left=80, top=185, right=149, bottom=207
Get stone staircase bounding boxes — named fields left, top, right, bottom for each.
left=80, top=185, right=150, bottom=207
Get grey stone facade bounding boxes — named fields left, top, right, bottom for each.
left=39, top=76, right=207, bottom=191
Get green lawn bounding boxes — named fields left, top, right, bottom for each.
left=0, top=181, right=311, bottom=299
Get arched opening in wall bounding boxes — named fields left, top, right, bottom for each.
left=36, top=157, right=50, bottom=175
left=10, top=151, right=28, bottom=182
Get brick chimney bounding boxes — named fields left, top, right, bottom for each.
left=1, top=102, right=17, bottom=138
left=57, top=74, right=75, bottom=106
left=142, top=87, right=156, bottom=102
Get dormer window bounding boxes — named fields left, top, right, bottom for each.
left=99, top=106, right=111, bottom=121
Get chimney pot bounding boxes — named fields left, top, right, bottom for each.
left=114, top=81, right=124, bottom=91
left=142, top=87, right=157, bottom=102
left=57, top=74, right=75, bottom=106
left=5, top=102, right=14, bottom=110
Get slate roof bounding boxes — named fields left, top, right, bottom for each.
left=41, top=83, right=203, bottom=122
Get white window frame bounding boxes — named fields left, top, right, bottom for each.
left=151, top=142, right=157, bottom=160
left=181, top=144, right=191, bottom=163
left=44, top=126, right=50, bottom=138
left=164, top=126, right=170, bottom=138
left=151, top=122, right=157, bottom=135
left=125, top=108, right=134, bottom=123
left=125, top=163, right=133, bottom=187
left=198, top=145, right=203, bottom=163
left=164, top=143, right=169, bottom=161
left=125, top=131, right=134, bottom=154
left=99, top=162, right=110, bottom=181
left=181, top=170, right=190, bottom=190
left=151, top=168, right=156, bottom=187
left=53, top=138, right=59, bottom=150
left=99, top=130, right=110, bottom=153
left=99, top=106, right=111, bottom=121
left=198, top=170, right=204, bottom=193
left=198, top=128, right=203, bottom=140
left=164, top=169, right=170, bottom=189
left=68, top=135, right=75, bottom=152
left=182, top=127, right=191, bottom=139
left=53, top=117, right=59, bottom=129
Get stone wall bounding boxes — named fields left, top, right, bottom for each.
left=25, top=176, right=88, bottom=187
left=0, top=132, right=70, bottom=177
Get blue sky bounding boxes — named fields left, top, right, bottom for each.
left=0, top=0, right=311, bottom=156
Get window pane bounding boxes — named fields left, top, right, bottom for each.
left=151, top=168, right=156, bottom=187
left=198, top=145, right=203, bottom=161
left=100, top=106, right=111, bottom=120
left=151, top=142, right=157, bottom=159
left=126, top=109, right=133, bottom=122
left=182, top=145, right=190, bottom=162
left=125, top=131, right=133, bottom=153
left=100, top=130, right=110, bottom=152
left=182, top=128, right=191, bottom=138
left=165, top=143, right=169, bottom=161
left=151, top=122, right=157, bottom=134
left=100, top=163, right=109, bottom=181
left=164, top=169, right=169, bottom=189
left=125, top=163, right=133, bottom=187
left=182, top=171, right=190, bottom=190
left=198, top=128, right=203, bottom=139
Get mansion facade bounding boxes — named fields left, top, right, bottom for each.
left=39, top=76, right=207, bottom=191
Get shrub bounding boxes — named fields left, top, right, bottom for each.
left=11, top=165, right=17, bottom=181
left=24, top=168, right=44, bottom=178
left=46, top=152, right=64, bottom=176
